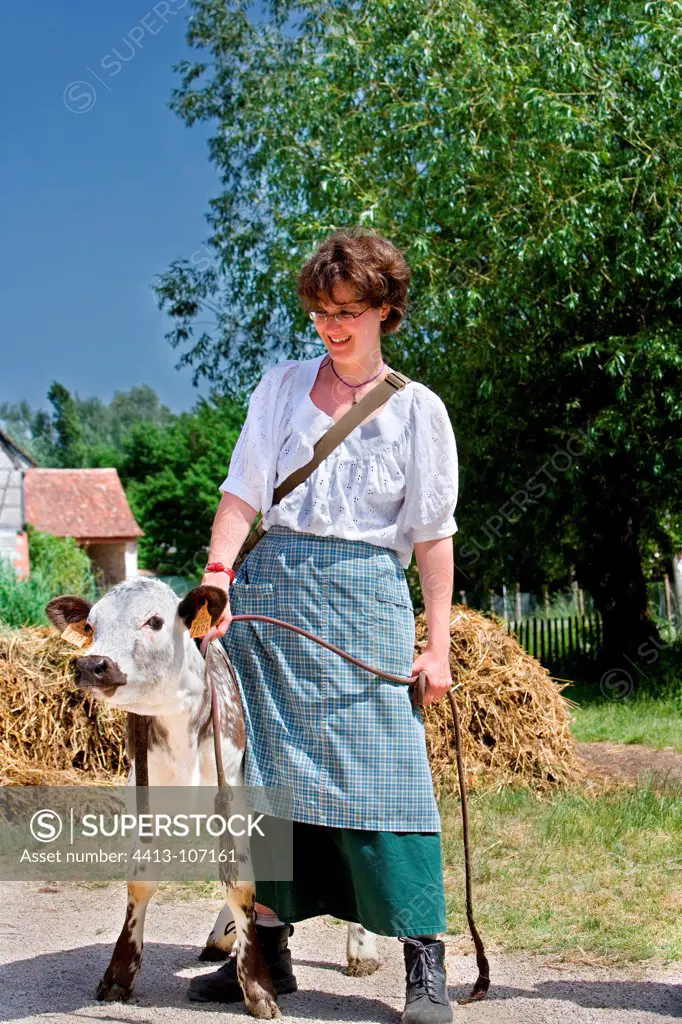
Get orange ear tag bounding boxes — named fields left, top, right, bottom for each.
left=61, top=622, right=93, bottom=648
left=190, top=602, right=212, bottom=639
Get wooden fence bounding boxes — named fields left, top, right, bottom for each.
left=507, top=613, right=603, bottom=665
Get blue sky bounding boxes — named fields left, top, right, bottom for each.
left=1, top=1, right=239, bottom=415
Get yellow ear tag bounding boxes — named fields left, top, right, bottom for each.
left=61, top=622, right=92, bottom=649
left=190, top=602, right=212, bottom=639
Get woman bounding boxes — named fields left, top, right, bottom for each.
left=189, top=228, right=459, bottom=1024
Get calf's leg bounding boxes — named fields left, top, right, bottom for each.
left=96, top=879, right=157, bottom=1001
left=200, top=903, right=236, bottom=961
left=345, top=923, right=380, bottom=976
left=203, top=910, right=380, bottom=979
left=225, top=880, right=280, bottom=1019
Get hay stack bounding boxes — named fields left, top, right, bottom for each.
left=419, top=606, right=583, bottom=794
left=0, top=624, right=127, bottom=786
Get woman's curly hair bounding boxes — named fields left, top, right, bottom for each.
left=297, top=227, right=410, bottom=334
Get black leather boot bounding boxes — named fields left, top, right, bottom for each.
left=400, top=937, right=453, bottom=1024
left=188, top=923, right=297, bottom=1003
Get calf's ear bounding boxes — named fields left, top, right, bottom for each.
left=177, top=586, right=228, bottom=637
left=46, top=596, right=93, bottom=634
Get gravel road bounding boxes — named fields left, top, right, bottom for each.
left=0, top=881, right=679, bottom=1024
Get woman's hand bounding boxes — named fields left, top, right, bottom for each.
left=200, top=572, right=233, bottom=646
left=410, top=645, right=453, bottom=706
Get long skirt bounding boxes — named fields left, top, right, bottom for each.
left=222, top=524, right=446, bottom=935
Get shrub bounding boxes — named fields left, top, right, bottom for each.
left=0, top=529, right=98, bottom=629
left=26, top=525, right=98, bottom=600
left=0, top=559, right=56, bottom=629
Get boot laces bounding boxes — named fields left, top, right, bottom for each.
left=399, top=937, right=439, bottom=999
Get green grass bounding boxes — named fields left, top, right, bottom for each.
left=441, top=783, right=682, bottom=962
left=570, top=693, right=682, bottom=752
left=562, top=674, right=682, bottom=753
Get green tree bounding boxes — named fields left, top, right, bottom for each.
left=155, top=0, right=682, bottom=667
left=0, top=399, right=57, bottom=464
left=0, top=400, right=37, bottom=448
left=47, top=382, right=85, bottom=467
left=108, top=385, right=175, bottom=447
left=1, top=385, right=176, bottom=468
left=120, top=395, right=245, bottom=574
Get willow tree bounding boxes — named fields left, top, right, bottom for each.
left=155, top=0, right=682, bottom=667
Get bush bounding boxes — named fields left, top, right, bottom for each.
left=0, top=529, right=99, bottom=629
left=26, top=525, right=98, bottom=600
left=0, top=559, right=56, bottom=629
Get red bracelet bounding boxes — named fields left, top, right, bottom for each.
left=204, top=562, right=235, bottom=583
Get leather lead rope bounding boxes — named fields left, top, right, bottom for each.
left=209, top=663, right=228, bottom=789
left=132, top=714, right=148, bottom=787
left=131, top=713, right=152, bottom=845
left=446, top=686, right=490, bottom=1002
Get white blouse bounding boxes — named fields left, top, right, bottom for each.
left=219, top=353, right=458, bottom=568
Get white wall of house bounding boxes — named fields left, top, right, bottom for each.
left=83, top=540, right=139, bottom=585
left=0, top=528, right=18, bottom=570
left=124, top=540, right=138, bottom=579
left=0, top=442, right=31, bottom=574
left=0, top=446, right=27, bottom=533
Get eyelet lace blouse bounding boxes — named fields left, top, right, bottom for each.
left=219, top=353, right=458, bottom=568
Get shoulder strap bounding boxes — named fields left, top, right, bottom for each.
left=271, top=369, right=411, bottom=506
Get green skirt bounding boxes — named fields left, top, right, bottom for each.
left=256, top=821, right=447, bottom=937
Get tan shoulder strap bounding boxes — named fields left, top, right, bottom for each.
left=272, top=369, right=411, bottom=506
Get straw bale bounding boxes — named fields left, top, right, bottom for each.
left=0, top=624, right=127, bottom=786
left=419, top=606, right=584, bottom=794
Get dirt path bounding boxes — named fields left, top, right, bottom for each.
left=577, top=742, right=682, bottom=787
left=0, top=881, right=679, bottom=1024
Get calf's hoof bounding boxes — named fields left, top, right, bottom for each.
left=344, top=957, right=380, bottom=977
left=245, top=994, right=281, bottom=1019
left=96, top=977, right=133, bottom=1002
left=198, top=945, right=230, bottom=962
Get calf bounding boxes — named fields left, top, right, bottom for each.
left=46, top=579, right=378, bottom=1006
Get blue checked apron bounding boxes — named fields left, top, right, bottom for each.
left=222, top=524, right=441, bottom=832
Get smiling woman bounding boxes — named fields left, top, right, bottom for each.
left=197, top=227, right=460, bottom=1022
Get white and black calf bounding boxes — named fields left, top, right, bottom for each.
left=46, top=578, right=379, bottom=1011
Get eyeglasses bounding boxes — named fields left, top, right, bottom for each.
left=308, top=304, right=373, bottom=325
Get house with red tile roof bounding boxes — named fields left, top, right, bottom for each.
left=23, top=467, right=144, bottom=584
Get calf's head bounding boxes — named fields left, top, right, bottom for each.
left=46, top=579, right=227, bottom=713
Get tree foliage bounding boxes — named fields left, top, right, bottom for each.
left=120, top=397, right=244, bottom=574
left=1, top=384, right=176, bottom=468
left=46, top=382, right=86, bottom=468
left=155, top=0, right=682, bottom=659
left=1, top=380, right=244, bottom=577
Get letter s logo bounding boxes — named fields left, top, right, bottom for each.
left=30, top=809, right=63, bottom=843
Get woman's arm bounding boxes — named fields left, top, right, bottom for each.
left=411, top=536, right=455, bottom=705
left=206, top=491, right=259, bottom=574
left=201, top=492, right=258, bottom=640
